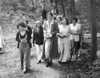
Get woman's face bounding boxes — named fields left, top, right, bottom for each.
left=47, top=13, right=52, bottom=20
left=19, top=26, right=25, bottom=31
left=72, top=19, right=77, bottom=24
left=62, top=19, right=66, bottom=25
left=37, top=22, right=41, bottom=28
left=57, top=17, right=60, bottom=23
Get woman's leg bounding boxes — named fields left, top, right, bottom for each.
left=19, top=48, right=24, bottom=70
left=19, top=43, right=24, bottom=70
left=45, top=40, right=52, bottom=67
left=74, top=41, right=79, bottom=59
left=35, top=44, right=41, bottom=62
left=59, top=39, right=63, bottom=62
left=24, top=45, right=30, bottom=72
left=40, top=45, right=43, bottom=61
left=70, top=40, right=74, bottom=61
left=27, top=48, right=31, bottom=67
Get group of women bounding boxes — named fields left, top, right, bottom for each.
left=33, top=12, right=81, bottom=66
left=16, top=12, right=81, bottom=73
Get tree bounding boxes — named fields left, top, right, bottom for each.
left=70, top=0, right=75, bottom=18
left=90, top=0, right=97, bottom=62
left=60, top=0, right=65, bottom=17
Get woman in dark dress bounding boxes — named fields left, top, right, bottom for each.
left=43, top=12, right=59, bottom=67
left=33, top=21, right=44, bottom=64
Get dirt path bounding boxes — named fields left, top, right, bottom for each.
left=0, top=34, right=66, bottom=78
left=0, top=31, right=100, bottom=78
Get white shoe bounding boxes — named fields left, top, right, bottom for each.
left=23, top=68, right=27, bottom=74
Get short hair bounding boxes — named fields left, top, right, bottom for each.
left=72, top=17, right=78, bottom=22
left=17, top=22, right=26, bottom=29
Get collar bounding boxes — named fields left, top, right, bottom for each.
left=47, top=19, right=54, bottom=26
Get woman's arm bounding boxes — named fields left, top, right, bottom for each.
left=16, top=32, right=20, bottom=42
left=52, top=22, right=59, bottom=36
left=70, top=24, right=81, bottom=35
left=33, top=30, right=35, bottom=44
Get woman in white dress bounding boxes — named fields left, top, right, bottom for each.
left=57, top=18, right=70, bottom=64
left=56, top=16, right=63, bottom=53
left=70, top=18, right=81, bottom=60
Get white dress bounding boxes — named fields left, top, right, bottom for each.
left=58, top=25, right=70, bottom=62
left=69, top=23, right=81, bottom=42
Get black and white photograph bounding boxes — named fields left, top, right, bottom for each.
left=0, top=0, right=100, bottom=78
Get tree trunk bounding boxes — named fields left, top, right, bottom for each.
left=70, top=0, right=75, bottom=18
left=31, top=0, right=34, bottom=6
left=61, top=0, right=65, bottom=17
left=19, top=0, right=26, bottom=6
left=90, top=0, right=97, bottom=62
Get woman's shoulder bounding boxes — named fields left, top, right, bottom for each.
left=26, top=30, right=30, bottom=34
left=17, top=31, right=20, bottom=35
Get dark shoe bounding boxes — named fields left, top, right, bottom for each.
left=61, top=62, right=66, bottom=64
left=58, top=61, right=62, bottom=64
left=66, top=60, right=71, bottom=64
left=46, top=62, right=52, bottom=67
left=49, top=62, right=52, bottom=66
left=37, top=60, right=41, bottom=64
left=23, top=69, right=27, bottom=74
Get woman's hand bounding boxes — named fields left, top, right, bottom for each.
left=70, top=30, right=79, bottom=35
left=44, top=34, right=52, bottom=39
left=64, top=34, right=70, bottom=38
left=57, top=33, right=64, bottom=38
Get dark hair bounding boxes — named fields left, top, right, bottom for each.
left=59, top=17, right=62, bottom=21
left=17, top=22, right=26, bottom=29
left=26, top=20, right=29, bottom=24
left=72, top=17, right=78, bottom=22
left=47, top=12, right=53, bottom=17
left=63, top=17, right=69, bottom=25
left=54, top=17, right=56, bottom=20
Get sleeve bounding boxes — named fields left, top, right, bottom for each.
left=69, top=24, right=72, bottom=31
left=28, top=26, right=32, bottom=35
left=78, top=24, right=81, bottom=30
left=27, top=31, right=31, bottom=42
left=52, top=22, right=59, bottom=36
left=33, top=30, right=35, bottom=44
left=43, top=21, right=47, bottom=36
left=40, top=27, right=44, bottom=37
left=55, top=22, right=59, bottom=33
left=16, top=32, right=20, bottom=42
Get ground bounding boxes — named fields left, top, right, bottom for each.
left=0, top=31, right=65, bottom=78
left=0, top=26, right=100, bottom=78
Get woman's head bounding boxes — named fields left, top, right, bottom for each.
left=26, top=20, right=29, bottom=24
left=56, top=16, right=62, bottom=24
left=36, top=21, right=41, bottom=28
left=47, top=12, right=53, bottom=20
left=62, top=17, right=69, bottom=25
left=17, top=22, right=26, bottom=31
left=72, top=18, right=78, bottom=24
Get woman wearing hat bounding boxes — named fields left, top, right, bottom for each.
left=33, top=21, right=44, bottom=64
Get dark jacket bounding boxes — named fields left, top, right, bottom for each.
left=16, top=31, right=32, bottom=48
left=42, top=9, right=47, bottom=20
left=27, top=26, right=32, bottom=36
left=33, top=26, right=44, bottom=45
